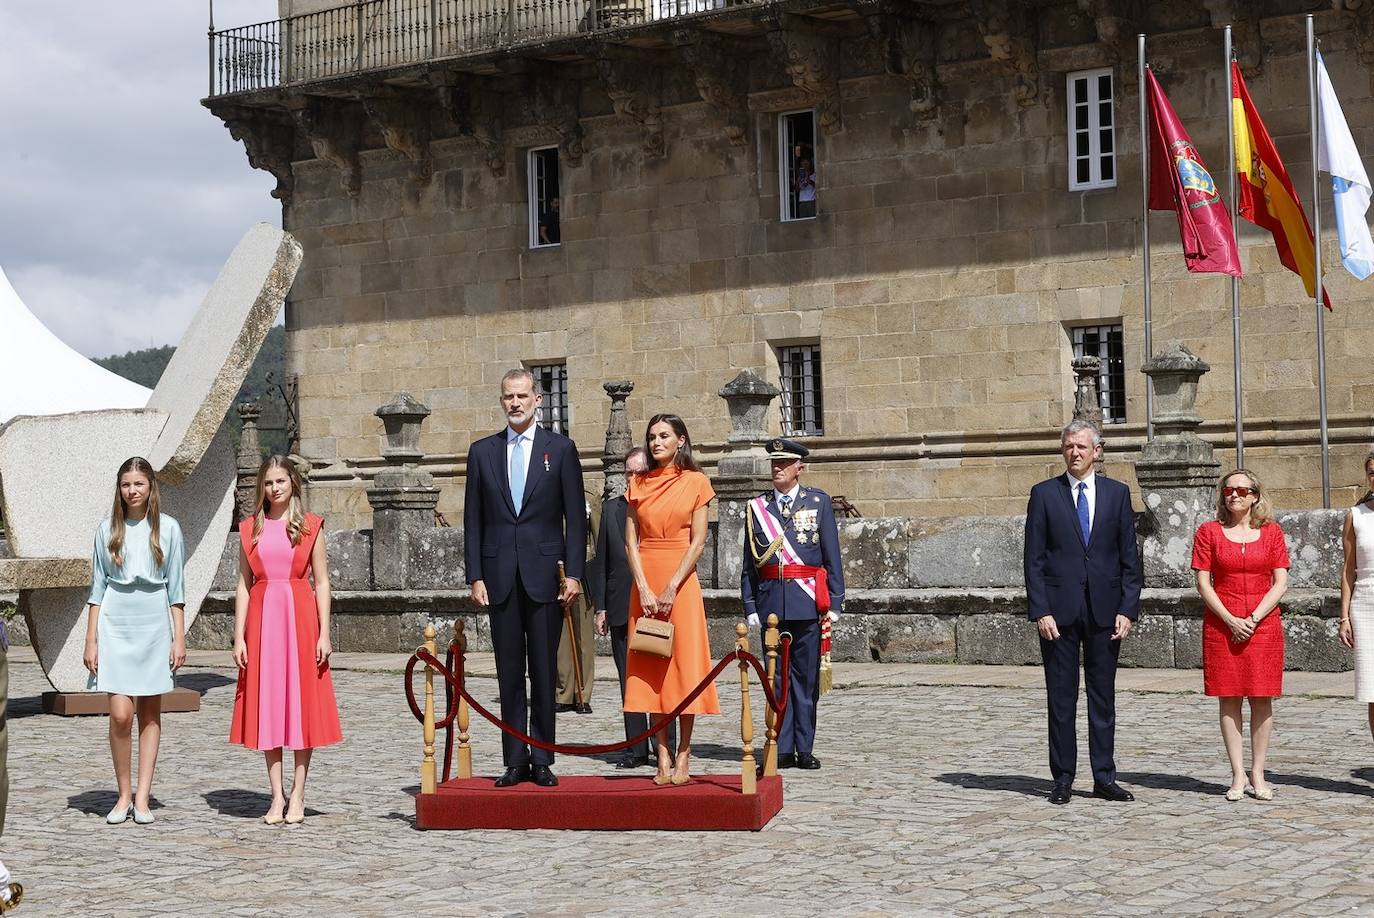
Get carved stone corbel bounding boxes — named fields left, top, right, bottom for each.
left=593, top=51, right=666, bottom=158
left=761, top=13, right=843, bottom=133
left=290, top=97, right=364, bottom=197
left=524, top=73, right=586, bottom=167
left=438, top=77, right=506, bottom=176
left=213, top=105, right=297, bottom=205
left=360, top=89, right=433, bottom=184
left=1334, top=1, right=1374, bottom=93
left=1074, top=0, right=1140, bottom=63
left=857, top=1, right=941, bottom=117
left=967, top=0, right=1041, bottom=107
left=672, top=30, right=749, bottom=145
left=1203, top=0, right=1263, bottom=76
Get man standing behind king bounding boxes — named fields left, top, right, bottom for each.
left=465, top=369, right=586, bottom=788
left=1023, top=420, right=1142, bottom=805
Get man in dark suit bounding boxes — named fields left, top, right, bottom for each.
left=464, top=368, right=586, bottom=788
left=741, top=438, right=845, bottom=770
left=1023, top=420, right=1142, bottom=805
left=587, top=446, right=668, bottom=769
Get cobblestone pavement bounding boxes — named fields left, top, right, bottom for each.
left=6, top=648, right=1374, bottom=916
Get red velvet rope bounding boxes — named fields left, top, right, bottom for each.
left=404, top=635, right=792, bottom=780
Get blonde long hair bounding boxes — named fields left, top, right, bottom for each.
left=108, top=457, right=164, bottom=568
left=251, top=455, right=307, bottom=545
left=1214, top=468, right=1275, bottom=527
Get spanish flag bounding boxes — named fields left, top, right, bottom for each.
left=1232, top=61, right=1330, bottom=308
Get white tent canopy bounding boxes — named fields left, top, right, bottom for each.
left=0, top=265, right=151, bottom=425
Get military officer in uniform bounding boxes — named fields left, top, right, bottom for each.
left=741, top=438, right=844, bottom=770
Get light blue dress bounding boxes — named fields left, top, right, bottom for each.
left=87, top=515, right=185, bottom=696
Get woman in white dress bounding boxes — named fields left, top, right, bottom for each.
left=1339, top=449, right=1374, bottom=737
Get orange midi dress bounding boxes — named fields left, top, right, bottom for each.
left=623, top=466, right=720, bottom=716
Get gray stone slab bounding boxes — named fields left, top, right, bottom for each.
left=840, top=517, right=911, bottom=589
left=407, top=527, right=461, bottom=590
left=956, top=612, right=1041, bottom=665
left=1174, top=616, right=1203, bottom=669
left=1119, top=613, right=1174, bottom=668
left=867, top=613, right=957, bottom=663
left=1279, top=509, right=1344, bottom=590
left=329, top=528, right=374, bottom=590
left=1284, top=615, right=1353, bottom=673
left=909, top=515, right=1025, bottom=588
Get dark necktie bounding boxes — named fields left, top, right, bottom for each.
left=1076, top=481, right=1090, bottom=544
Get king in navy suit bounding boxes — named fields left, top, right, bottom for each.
left=464, top=369, right=586, bottom=788
left=1023, top=420, right=1142, bottom=805
left=741, top=438, right=845, bottom=770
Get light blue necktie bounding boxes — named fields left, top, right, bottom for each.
left=1076, top=482, right=1090, bottom=545
left=510, top=434, right=526, bottom=514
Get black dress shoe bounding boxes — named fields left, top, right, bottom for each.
left=575, top=702, right=593, bottom=714
left=1048, top=784, right=1072, bottom=805
left=494, top=765, right=530, bottom=787
left=616, top=754, right=650, bottom=769
left=555, top=703, right=576, bottom=713
left=795, top=754, right=821, bottom=770
left=777, top=753, right=797, bottom=769
left=531, top=765, right=559, bottom=787
left=1092, top=782, right=1134, bottom=802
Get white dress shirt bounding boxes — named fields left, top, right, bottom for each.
left=773, top=483, right=802, bottom=509
left=1066, top=469, right=1096, bottom=533
left=505, top=425, right=535, bottom=482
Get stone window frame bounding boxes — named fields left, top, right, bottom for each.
left=1066, top=67, right=1117, bottom=192
left=777, top=342, right=824, bottom=436
left=1070, top=323, right=1126, bottom=424
left=778, top=109, right=818, bottom=223
left=527, top=145, right=561, bottom=249
left=528, top=361, right=570, bottom=434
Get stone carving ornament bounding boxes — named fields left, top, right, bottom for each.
left=672, top=30, right=750, bottom=146
left=524, top=73, right=586, bottom=168
left=291, top=97, right=364, bottom=197
left=594, top=52, right=666, bottom=158
left=967, top=0, right=1041, bottom=107
left=763, top=13, right=844, bottom=133
left=361, top=90, right=434, bottom=184
left=214, top=105, right=297, bottom=205
left=440, top=77, right=507, bottom=177
left=858, top=0, right=941, bottom=117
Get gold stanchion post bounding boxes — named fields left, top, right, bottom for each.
left=762, top=614, right=780, bottom=777
left=421, top=622, right=437, bottom=795
left=737, top=623, right=757, bottom=795
left=456, top=618, right=472, bottom=780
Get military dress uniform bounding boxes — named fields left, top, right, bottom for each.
left=740, top=439, right=845, bottom=769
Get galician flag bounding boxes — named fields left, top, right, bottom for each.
left=1146, top=68, right=1242, bottom=277
left=1316, top=51, right=1374, bottom=281
left=1231, top=61, right=1328, bottom=306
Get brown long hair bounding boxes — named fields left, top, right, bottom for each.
left=108, top=457, right=164, bottom=568
left=643, top=414, right=701, bottom=473
left=251, top=455, right=308, bottom=545
left=1214, top=468, right=1275, bottom=527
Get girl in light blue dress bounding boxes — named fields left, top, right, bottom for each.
left=84, top=456, right=187, bottom=826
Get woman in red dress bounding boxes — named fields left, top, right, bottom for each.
left=1191, top=469, right=1290, bottom=802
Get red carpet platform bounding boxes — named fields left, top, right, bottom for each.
left=416, top=773, right=783, bottom=831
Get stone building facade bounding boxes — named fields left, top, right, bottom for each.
left=209, top=0, right=1374, bottom=529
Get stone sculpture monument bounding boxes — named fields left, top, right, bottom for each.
left=0, top=224, right=302, bottom=701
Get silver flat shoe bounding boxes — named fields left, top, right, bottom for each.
left=132, top=807, right=155, bottom=825
left=105, top=803, right=131, bottom=825
left=1224, top=786, right=1244, bottom=802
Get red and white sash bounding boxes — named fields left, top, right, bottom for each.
left=750, top=495, right=819, bottom=605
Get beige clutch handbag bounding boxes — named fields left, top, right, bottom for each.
left=629, top=615, right=675, bottom=658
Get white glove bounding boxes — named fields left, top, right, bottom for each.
left=746, top=612, right=761, bottom=629
left=827, top=611, right=840, bottom=623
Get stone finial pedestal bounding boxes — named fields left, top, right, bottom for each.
left=367, top=392, right=440, bottom=590
left=1071, top=355, right=1103, bottom=430
left=1135, top=343, right=1222, bottom=587
left=713, top=370, right=781, bottom=590
left=601, top=380, right=634, bottom=502
left=235, top=401, right=262, bottom=522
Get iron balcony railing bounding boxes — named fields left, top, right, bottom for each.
left=209, top=0, right=759, bottom=97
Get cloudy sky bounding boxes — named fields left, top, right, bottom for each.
left=0, top=0, right=283, bottom=358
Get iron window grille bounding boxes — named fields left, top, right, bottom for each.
left=1072, top=324, right=1126, bottom=424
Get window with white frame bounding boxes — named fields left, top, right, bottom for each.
left=1067, top=68, right=1116, bottom=191
left=778, top=343, right=824, bottom=436
left=779, top=110, right=818, bottom=222
left=528, top=147, right=560, bottom=248
left=1072, top=324, right=1125, bottom=424
left=530, top=362, right=569, bottom=434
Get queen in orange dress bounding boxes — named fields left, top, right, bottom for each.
left=624, top=414, right=719, bottom=785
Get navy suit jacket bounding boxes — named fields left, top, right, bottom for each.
left=586, top=495, right=632, bottom=627
left=463, top=425, right=586, bottom=606
left=741, top=486, right=845, bottom=622
left=1023, top=473, right=1142, bottom=629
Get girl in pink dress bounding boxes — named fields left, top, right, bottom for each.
left=230, top=456, right=341, bottom=825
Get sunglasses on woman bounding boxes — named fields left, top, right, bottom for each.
left=1221, top=486, right=1255, bottom=498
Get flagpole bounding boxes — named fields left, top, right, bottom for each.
left=1308, top=14, right=1331, bottom=508
left=1139, top=33, right=1153, bottom=440
left=1225, top=26, right=1244, bottom=467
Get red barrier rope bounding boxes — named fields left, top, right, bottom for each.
left=404, top=635, right=792, bottom=779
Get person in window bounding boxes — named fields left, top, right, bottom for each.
left=538, top=196, right=561, bottom=246
left=794, top=160, right=816, bottom=218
